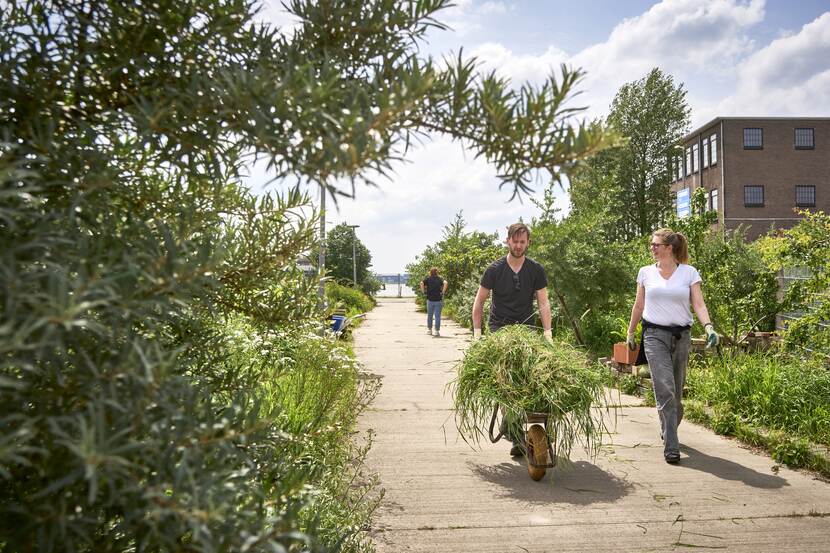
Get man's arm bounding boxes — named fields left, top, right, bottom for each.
left=472, top=286, right=490, bottom=338
left=535, top=287, right=553, bottom=340
left=442, top=279, right=449, bottom=295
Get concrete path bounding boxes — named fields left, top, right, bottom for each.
left=355, top=298, right=830, bottom=553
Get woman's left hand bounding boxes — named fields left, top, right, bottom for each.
left=704, top=324, right=719, bottom=348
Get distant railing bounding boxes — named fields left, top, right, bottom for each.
left=374, top=273, right=413, bottom=297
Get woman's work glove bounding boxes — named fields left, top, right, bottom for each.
left=626, top=332, right=637, bottom=351
left=473, top=328, right=482, bottom=342
left=704, top=323, right=719, bottom=348
left=543, top=329, right=553, bottom=343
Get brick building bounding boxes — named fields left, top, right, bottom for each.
left=670, top=117, right=830, bottom=239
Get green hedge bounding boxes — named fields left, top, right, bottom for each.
left=326, top=281, right=375, bottom=317
left=684, top=350, right=830, bottom=474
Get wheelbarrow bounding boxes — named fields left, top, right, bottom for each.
left=488, top=406, right=557, bottom=481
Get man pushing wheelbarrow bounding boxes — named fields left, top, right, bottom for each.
left=452, top=223, right=613, bottom=481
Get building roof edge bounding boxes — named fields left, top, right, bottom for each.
left=683, top=116, right=830, bottom=142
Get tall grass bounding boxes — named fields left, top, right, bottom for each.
left=224, top=318, right=382, bottom=552
left=443, top=276, right=489, bottom=329
left=686, top=350, right=830, bottom=446
left=327, top=281, right=375, bottom=317
left=451, top=326, right=613, bottom=461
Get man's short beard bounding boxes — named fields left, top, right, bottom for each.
left=509, top=246, right=526, bottom=258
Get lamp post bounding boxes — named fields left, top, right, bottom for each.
left=347, top=224, right=360, bottom=287
left=317, top=182, right=326, bottom=307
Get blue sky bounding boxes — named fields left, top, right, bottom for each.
left=252, top=0, right=830, bottom=274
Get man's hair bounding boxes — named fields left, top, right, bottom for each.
left=507, top=222, right=531, bottom=240
left=429, top=267, right=439, bottom=277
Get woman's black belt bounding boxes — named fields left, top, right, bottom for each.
left=635, top=320, right=691, bottom=366
left=641, top=319, right=691, bottom=339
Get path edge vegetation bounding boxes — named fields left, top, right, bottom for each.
left=0, top=0, right=620, bottom=550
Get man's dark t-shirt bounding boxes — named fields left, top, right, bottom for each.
left=480, top=256, right=548, bottom=330
left=422, top=276, right=445, bottom=301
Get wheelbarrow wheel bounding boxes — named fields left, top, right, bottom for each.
left=526, top=424, right=548, bottom=481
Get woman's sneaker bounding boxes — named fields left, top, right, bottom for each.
left=433, top=330, right=440, bottom=337
left=664, top=451, right=680, bottom=464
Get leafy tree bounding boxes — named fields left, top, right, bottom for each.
left=312, top=223, right=372, bottom=287
left=1, top=0, right=616, bottom=549
left=667, top=187, right=717, bottom=263
left=695, top=230, right=780, bottom=342
left=571, top=68, right=690, bottom=240
left=664, top=188, right=779, bottom=343
left=406, top=212, right=503, bottom=300
left=531, top=188, right=639, bottom=352
left=759, top=210, right=830, bottom=356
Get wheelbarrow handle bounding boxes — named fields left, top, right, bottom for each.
left=488, top=405, right=504, bottom=443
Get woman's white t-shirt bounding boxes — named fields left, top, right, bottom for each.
left=637, top=263, right=702, bottom=327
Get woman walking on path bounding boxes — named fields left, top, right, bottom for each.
left=626, top=229, right=719, bottom=464
left=421, top=267, right=448, bottom=337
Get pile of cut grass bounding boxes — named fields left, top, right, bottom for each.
left=451, top=325, right=613, bottom=461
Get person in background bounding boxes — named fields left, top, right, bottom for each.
left=626, top=228, right=719, bottom=464
left=472, top=222, right=553, bottom=456
left=420, top=267, right=448, bottom=337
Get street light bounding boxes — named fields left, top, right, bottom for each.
left=317, top=182, right=326, bottom=307
left=347, top=224, right=360, bottom=287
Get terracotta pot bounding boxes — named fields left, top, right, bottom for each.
left=613, top=342, right=639, bottom=365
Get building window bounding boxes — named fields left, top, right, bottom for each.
left=744, top=185, right=764, bottom=207
left=677, top=187, right=690, bottom=217
left=743, top=128, right=763, bottom=149
left=796, top=185, right=816, bottom=207
left=702, top=137, right=710, bottom=168
left=710, top=188, right=718, bottom=211
left=677, top=155, right=684, bottom=180
left=795, top=128, right=814, bottom=149
left=692, top=143, right=699, bottom=172
left=686, top=147, right=692, bottom=175
left=710, top=133, right=718, bottom=165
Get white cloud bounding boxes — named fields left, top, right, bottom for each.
left=463, top=0, right=767, bottom=121
left=436, top=0, right=482, bottom=36
left=469, top=42, right=569, bottom=84
left=479, top=1, right=509, bottom=16
left=251, top=1, right=302, bottom=36
left=318, top=135, right=560, bottom=272
left=243, top=0, right=830, bottom=274
left=713, top=12, right=830, bottom=117
left=249, top=134, right=566, bottom=273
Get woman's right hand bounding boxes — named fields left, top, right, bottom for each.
left=626, top=332, right=637, bottom=351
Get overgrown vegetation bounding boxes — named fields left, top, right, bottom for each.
left=1, top=0, right=621, bottom=548
left=451, top=326, right=613, bottom=462
left=685, top=349, right=830, bottom=474
left=326, top=281, right=375, bottom=318
left=444, top=276, right=491, bottom=329
left=313, top=223, right=380, bottom=296
left=406, top=212, right=503, bottom=307
left=569, top=68, right=690, bottom=241
left=758, top=210, right=830, bottom=357
left=687, top=351, right=829, bottom=446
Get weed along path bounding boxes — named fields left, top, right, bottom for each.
left=355, top=298, right=830, bottom=553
